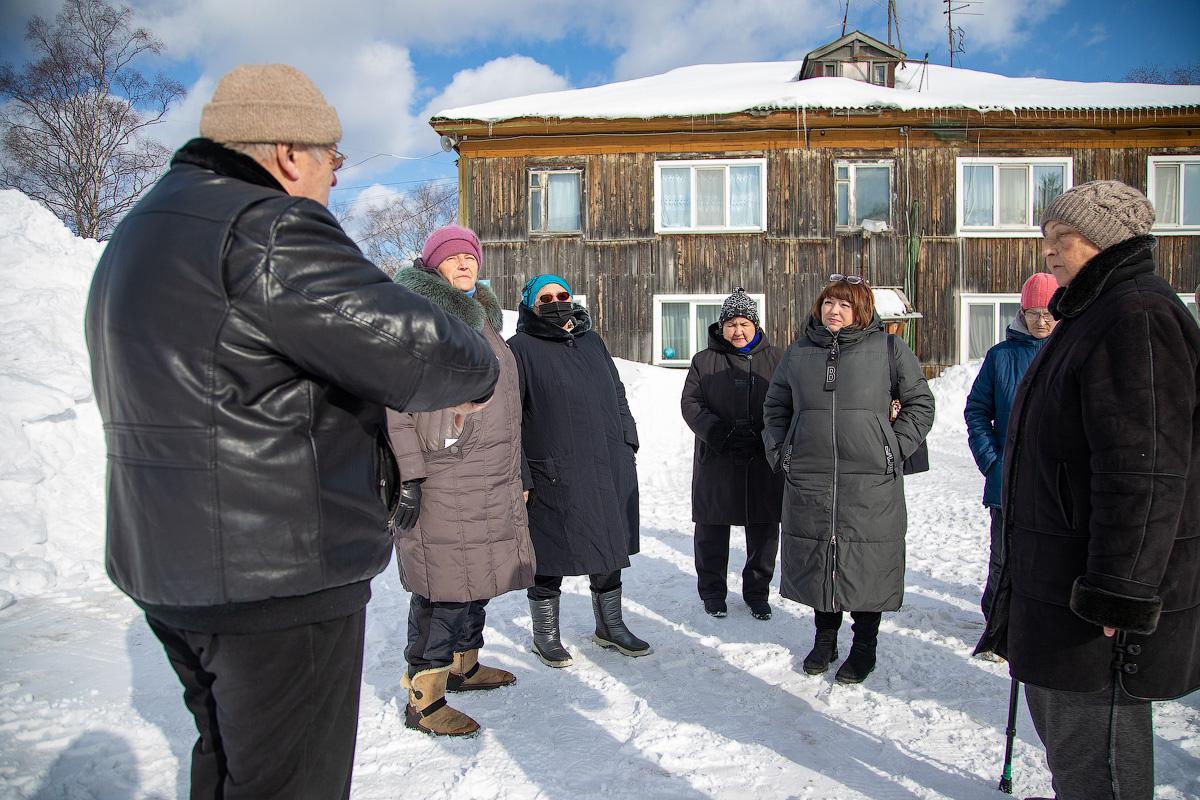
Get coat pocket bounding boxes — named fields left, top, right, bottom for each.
left=423, top=416, right=478, bottom=468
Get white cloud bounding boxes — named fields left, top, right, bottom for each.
left=423, top=56, right=571, bottom=118
left=588, top=0, right=844, bottom=80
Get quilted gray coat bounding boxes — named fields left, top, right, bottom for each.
left=763, top=315, right=934, bottom=613
left=386, top=269, right=535, bottom=602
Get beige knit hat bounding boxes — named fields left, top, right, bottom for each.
left=1040, top=180, right=1155, bottom=252
left=200, top=64, right=341, bottom=145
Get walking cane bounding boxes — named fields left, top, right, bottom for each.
left=998, top=677, right=1020, bottom=794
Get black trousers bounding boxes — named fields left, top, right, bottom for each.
left=405, top=593, right=488, bottom=675
left=146, top=610, right=365, bottom=800
left=814, top=609, right=882, bottom=641
left=694, top=522, right=780, bottom=602
left=981, top=506, right=1004, bottom=620
left=527, top=570, right=621, bottom=600
left=1025, top=682, right=1154, bottom=800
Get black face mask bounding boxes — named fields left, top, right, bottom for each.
left=538, top=301, right=576, bottom=327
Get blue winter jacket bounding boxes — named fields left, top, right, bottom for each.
left=964, top=316, right=1047, bottom=508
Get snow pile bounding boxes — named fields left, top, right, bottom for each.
left=433, top=61, right=1200, bottom=123
left=927, top=361, right=982, bottom=442
left=0, top=191, right=106, bottom=607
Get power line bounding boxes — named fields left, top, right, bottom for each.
left=331, top=175, right=456, bottom=194
left=354, top=188, right=459, bottom=244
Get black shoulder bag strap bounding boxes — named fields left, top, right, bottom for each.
left=887, top=333, right=930, bottom=475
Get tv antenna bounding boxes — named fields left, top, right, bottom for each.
left=942, top=0, right=982, bottom=66
left=841, top=0, right=850, bottom=36
left=887, top=0, right=905, bottom=54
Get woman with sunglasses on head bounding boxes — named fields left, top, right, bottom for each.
left=763, top=274, right=934, bottom=684
left=508, top=274, right=652, bottom=668
left=964, top=272, right=1058, bottom=658
left=385, top=224, right=536, bottom=737
left=681, top=288, right=784, bottom=621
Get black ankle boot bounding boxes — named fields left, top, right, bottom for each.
left=803, top=628, right=840, bottom=675
left=529, top=596, right=572, bottom=668
left=834, top=639, right=877, bottom=684
left=591, top=586, right=652, bottom=657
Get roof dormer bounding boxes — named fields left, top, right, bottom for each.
left=797, top=30, right=906, bottom=88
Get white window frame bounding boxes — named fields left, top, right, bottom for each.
left=959, top=293, right=1023, bottom=364
left=1180, top=293, right=1198, bottom=324
left=1148, top=156, right=1200, bottom=235
left=652, top=293, right=766, bottom=367
left=956, top=157, right=1073, bottom=237
left=834, top=159, right=894, bottom=231
left=528, top=168, right=582, bottom=234
left=653, top=158, right=767, bottom=234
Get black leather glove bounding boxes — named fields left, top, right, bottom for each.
left=394, top=479, right=423, bottom=532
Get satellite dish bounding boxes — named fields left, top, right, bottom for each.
left=439, top=134, right=457, bottom=152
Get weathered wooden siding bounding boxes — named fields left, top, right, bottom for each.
left=462, top=142, right=1200, bottom=375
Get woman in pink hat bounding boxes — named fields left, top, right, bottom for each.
left=964, top=271, right=1058, bottom=655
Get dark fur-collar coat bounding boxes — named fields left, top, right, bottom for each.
left=977, top=236, right=1200, bottom=700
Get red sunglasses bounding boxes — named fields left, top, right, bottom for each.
left=537, top=291, right=571, bottom=304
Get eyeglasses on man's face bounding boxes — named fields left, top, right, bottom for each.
left=328, top=147, right=347, bottom=172
left=829, top=273, right=868, bottom=285
left=537, top=291, right=571, bottom=305
left=1023, top=310, right=1054, bottom=323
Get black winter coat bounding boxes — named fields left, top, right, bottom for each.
left=84, top=139, right=498, bottom=617
left=763, top=316, right=934, bottom=613
left=508, top=304, right=640, bottom=576
left=682, top=324, right=784, bottom=524
left=977, top=236, right=1200, bottom=701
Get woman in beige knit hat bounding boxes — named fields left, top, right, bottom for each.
left=976, top=179, right=1200, bottom=800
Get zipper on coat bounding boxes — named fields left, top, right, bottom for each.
left=829, top=334, right=840, bottom=613
left=745, top=352, right=753, bottom=522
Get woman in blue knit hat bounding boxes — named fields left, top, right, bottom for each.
left=508, top=274, right=652, bottom=668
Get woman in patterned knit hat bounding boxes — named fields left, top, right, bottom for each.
left=681, top=288, right=784, bottom=620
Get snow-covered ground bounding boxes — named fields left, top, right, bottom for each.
left=0, top=189, right=1196, bottom=799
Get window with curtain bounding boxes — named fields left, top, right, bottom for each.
left=529, top=169, right=582, bottom=233
left=834, top=161, right=893, bottom=229
left=654, top=159, right=766, bottom=232
left=957, top=158, right=1071, bottom=236
left=654, top=293, right=767, bottom=365
left=1149, top=157, right=1200, bottom=232
left=961, top=294, right=1023, bottom=363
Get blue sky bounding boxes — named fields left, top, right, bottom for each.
left=3, top=0, right=1198, bottom=216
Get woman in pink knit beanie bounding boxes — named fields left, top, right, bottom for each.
left=965, top=271, right=1059, bottom=655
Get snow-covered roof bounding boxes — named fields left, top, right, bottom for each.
left=432, top=61, right=1200, bottom=124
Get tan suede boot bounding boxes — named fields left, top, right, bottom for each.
left=447, top=648, right=517, bottom=692
left=403, top=666, right=479, bottom=736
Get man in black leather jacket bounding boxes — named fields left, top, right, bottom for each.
left=84, top=64, right=498, bottom=799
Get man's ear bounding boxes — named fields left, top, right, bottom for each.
left=275, top=143, right=303, bottom=183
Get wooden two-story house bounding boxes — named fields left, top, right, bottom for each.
left=430, top=31, right=1200, bottom=373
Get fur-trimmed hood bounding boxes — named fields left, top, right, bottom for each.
left=1049, top=235, right=1156, bottom=320
left=394, top=267, right=503, bottom=333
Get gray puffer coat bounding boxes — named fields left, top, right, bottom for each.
left=763, top=315, right=934, bottom=612
left=387, top=269, right=535, bottom=602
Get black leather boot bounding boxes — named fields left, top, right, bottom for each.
left=591, top=586, right=652, bottom=657
left=529, top=596, right=573, bottom=668
left=803, top=627, right=840, bottom=675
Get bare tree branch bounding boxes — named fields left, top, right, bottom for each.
left=0, top=0, right=185, bottom=239
left=348, top=184, right=459, bottom=278
left=1125, top=62, right=1200, bottom=85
